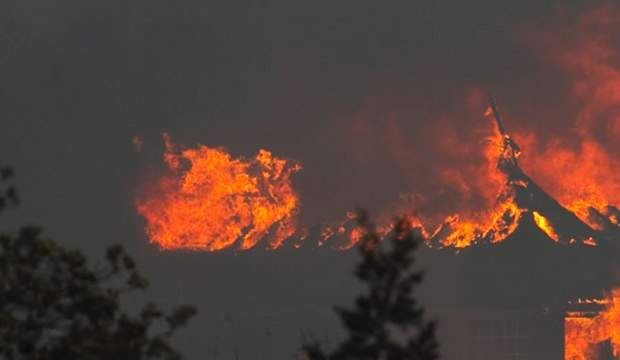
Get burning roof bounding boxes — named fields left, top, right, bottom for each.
left=134, top=96, right=620, bottom=254
left=132, top=96, right=620, bottom=360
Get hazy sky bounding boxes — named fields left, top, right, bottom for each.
left=0, top=0, right=613, bottom=358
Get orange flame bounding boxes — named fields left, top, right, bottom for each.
left=565, top=289, right=620, bottom=360
left=532, top=211, right=560, bottom=242
left=134, top=5, right=620, bottom=252
left=517, top=4, right=620, bottom=230
left=427, top=106, right=523, bottom=248
left=135, top=134, right=301, bottom=251
left=432, top=4, right=620, bottom=248
left=517, top=137, right=620, bottom=231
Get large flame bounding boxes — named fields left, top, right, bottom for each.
left=135, top=134, right=301, bottom=251
left=130, top=6, right=620, bottom=360
left=132, top=102, right=595, bottom=251
left=424, top=106, right=523, bottom=248
left=516, top=4, right=620, bottom=230
left=426, top=4, right=620, bottom=247
left=565, top=289, right=620, bottom=360
left=135, top=5, right=620, bottom=253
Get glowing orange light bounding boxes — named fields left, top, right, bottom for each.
left=532, top=211, right=560, bottom=242
left=135, top=134, right=301, bottom=251
left=565, top=289, right=620, bottom=360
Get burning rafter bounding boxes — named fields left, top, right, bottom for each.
left=427, top=96, right=617, bottom=249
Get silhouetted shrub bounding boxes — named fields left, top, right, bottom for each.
left=0, top=166, right=196, bottom=360
left=303, top=211, right=439, bottom=360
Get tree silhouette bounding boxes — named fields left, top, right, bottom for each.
left=303, top=212, right=439, bottom=360
left=0, top=163, right=18, bottom=211
left=0, top=167, right=196, bottom=360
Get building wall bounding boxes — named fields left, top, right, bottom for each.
left=436, top=308, right=564, bottom=360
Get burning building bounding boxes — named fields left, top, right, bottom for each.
left=138, top=98, right=620, bottom=360
left=135, top=97, right=620, bottom=359
left=416, top=98, right=620, bottom=360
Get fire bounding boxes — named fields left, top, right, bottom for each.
left=517, top=138, right=620, bottom=231
left=435, top=195, right=521, bottom=248
left=133, top=6, right=620, bottom=253
left=565, top=289, right=620, bottom=360
left=516, top=3, right=620, bottom=230
left=427, top=102, right=523, bottom=248
left=135, top=134, right=301, bottom=251
left=419, top=4, right=620, bottom=248
left=345, top=227, right=364, bottom=250
left=317, top=211, right=367, bottom=250
left=570, top=299, right=610, bottom=306
left=134, top=98, right=610, bottom=252
left=532, top=211, right=560, bottom=242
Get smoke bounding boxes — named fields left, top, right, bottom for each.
left=515, top=3, right=620, bottom=221
left=334, top=2, right=620, bottom=229
left=132, top=2, right=620, bottom=250
left=335, top=87, right=502, bottom=228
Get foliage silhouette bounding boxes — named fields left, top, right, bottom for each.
left=0, top=167, right=196, bottom=360
left=303, top=211, right=439, bottom=360
left=0, top=163, right=18, bottom=211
